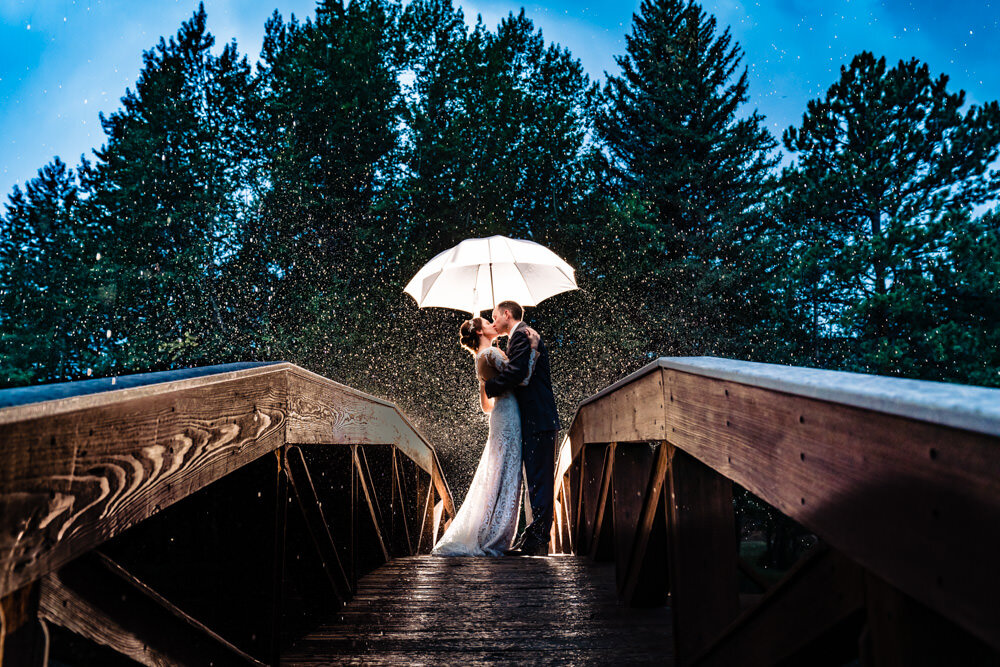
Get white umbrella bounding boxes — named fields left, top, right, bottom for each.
left=403, top=235, right=578, bottom=314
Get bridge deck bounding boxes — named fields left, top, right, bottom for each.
left=282, top=555, right=674, bottom=665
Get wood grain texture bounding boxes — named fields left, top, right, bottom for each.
left=578, top=357, right=1000, bottom=439
left=576, top=444, right=607, bottom=554
left=0, top=371, right=287, bottom=598
left=281, top=555, right=674, bottom=665
left=1, top=362, right=455, bottom=600
left=0, top=363, right=291, bottom=423
left=559, top=359, right=1000, bottom=659
left=662, top=367, right=1000, bottom=651
left=580, top=371, right=665, bottom=444
left=611, top=442, right=657, bottom=594
left=587, top=443, right=615, bottom=561
left=568, top=409, right=586, bottom=461
left=665, top=444, right=740, bottom=666
left=286, top=367, right=436, bottom=478
left=622, top=442, right=671, bottom=607
left=283, top=366, right=455, bottom=527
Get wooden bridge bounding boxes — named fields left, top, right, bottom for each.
left=1, top=358, right=998, bottom=665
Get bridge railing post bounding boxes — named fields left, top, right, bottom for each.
left=611, top=442, right=658, bottom=593
left=664, top=443, right=741, bottom=666
left=0, top=581, right=47, bottom=666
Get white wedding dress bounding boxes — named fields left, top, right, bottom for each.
left=432, top=346, right=523, bottom=556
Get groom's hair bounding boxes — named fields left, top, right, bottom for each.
left=497, top=300, right=523, bottom=320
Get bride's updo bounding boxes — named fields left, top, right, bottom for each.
left=459, top=317, right=485, bottom=355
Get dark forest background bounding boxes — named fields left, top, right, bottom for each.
left=3, top=0, right=999, bottom=511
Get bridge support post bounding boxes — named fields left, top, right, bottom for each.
left=0, top=582, right=47, bottom=667
left=665, top=443, right=740, bottom=666
left=588, top=443, right=616, bottom=561
left=269, top=446, right=289, bottom=667
left=611, top=442, right=657, bottom=595
left=577, top=443, right=609, bottom=552
left=620, top=441, right=670, bottom=606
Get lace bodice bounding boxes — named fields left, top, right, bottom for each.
left=476, top=346, right=508, bottom=383
left=476, top=344, right=538, bottom=387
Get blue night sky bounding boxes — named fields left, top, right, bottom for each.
left=2, top=0, right=999, bottom=199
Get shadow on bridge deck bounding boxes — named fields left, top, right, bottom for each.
left=281, top=555, right=674, bottom=664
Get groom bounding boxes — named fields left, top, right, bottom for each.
left=485, top=300, right=560, bottom=556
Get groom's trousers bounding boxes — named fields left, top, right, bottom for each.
left=522, top=428, right=558, bottom=547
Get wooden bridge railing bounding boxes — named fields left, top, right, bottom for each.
left=0, top=361, right=455, bottom=666
left=551, top=356, right=1000, bottom=666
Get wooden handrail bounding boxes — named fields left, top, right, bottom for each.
left=553, top=356, right=1000, bottom=664
left=0, top=361, right=454, bottom=598
left=0, top=361, right=455, bottom=664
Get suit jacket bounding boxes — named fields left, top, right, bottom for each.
left=484, top=321, right=560, bottom=433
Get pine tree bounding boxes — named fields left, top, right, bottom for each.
left=778, top=52, right=1000, bottom=378
left=242, top=0, right=404, bottom=373
left=596, top=0, right=779, bottom=358
left=922, top=209, right=1000, bottom=386
left=0, top=159, right=103, bottom=385
left=84, top=3, right=255, bottom=371
left=397, top=2, right=598, bottom=263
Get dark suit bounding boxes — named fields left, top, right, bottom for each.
left=484, top=321, right=560, bottom=548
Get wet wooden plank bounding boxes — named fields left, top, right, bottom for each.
left=0, top=362, right=289, bottom=414
left=282, top=555, right=674, bottom=665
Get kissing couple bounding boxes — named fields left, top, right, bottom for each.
left=431, top=300, right=561, bottom=557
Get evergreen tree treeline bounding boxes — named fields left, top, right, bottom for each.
left=2, top=0, right=998, bottom=497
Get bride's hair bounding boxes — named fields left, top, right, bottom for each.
left=459, top=317, right=486, bottom=355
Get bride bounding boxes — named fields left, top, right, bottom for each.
left=432, top=316, right=524, bottom=556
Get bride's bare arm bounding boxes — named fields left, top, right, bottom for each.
left=476, top=353, right=496, bottom=413
left=479, top=379, right=494, bottom=413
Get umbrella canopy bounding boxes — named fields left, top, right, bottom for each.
left=403, top=235, right=578, bottom=314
